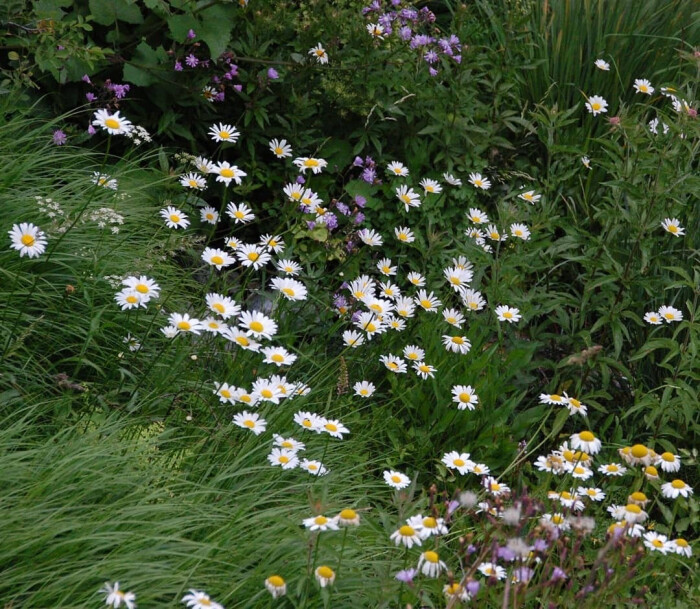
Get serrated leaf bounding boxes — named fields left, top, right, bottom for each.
left=123, top=41, right=166, bottom=86
left=199, top=4, right=235, bottom=59
left=89, top=0, right=143, bottom=26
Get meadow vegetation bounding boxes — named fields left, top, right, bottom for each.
left=0, top=1, right=698, bottom=607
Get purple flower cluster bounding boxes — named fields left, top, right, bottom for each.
left=353, top=156, right=380, bottom=185
left=82, top=76, right=131, bottom=105
left=171, top=40, right=242, bottom=102
left=362, top=1, right=462, bottom=76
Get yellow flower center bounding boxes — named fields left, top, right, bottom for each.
left=212, top=303, right=225, bottom=314
left=626, top=504, right=641, bottom=514
left=561, top=491, right=572, bottom=500
left=419, top=364, right=430, bottom=373
left=668, top=224, right=678, bottom=233
left=453, top=458, right=465, bottom=466
left=314, top=516, right=328, bottom=525
left=324, top=423, right=338, bottom=432
left=503, top=311, right=513, bottom=319
left=240, top=394, right=251, bottom=403
left=236, top=336, right=250, bottom=347
left=491, top=482, right=501, bottom=491
left=552, top=514, right=564, bottom=524
left=220, top=168, right=234, bottom=178
left=271, top=354, right=284, bottom=362
left=645, top=466, right=658, bottom=477
left=424, top=550, right=439, bottom=563
left=21, top=234, right=35, bottom=246
left=639, top=85, right=648, bottom=92
left=267, top=575, right=284, bottom=587
left=420, top=299, right=432, bottom=309
left=630, top=492, right=647, bottom=502
left=104, top=118, right=120, bottom=129
left=607, top=464, right=619, bottom=472
left=340, top=509, right=356, bottom=520
left=391, top=475, right=402, bottom=483
left=459, top=393, right=471, bottom=403
left=400, top=194, right=411, bottom=204
left=261, top=389, right=273, bottom=399
left=591, top=102, right=601, bottom=111
left=243, top=420, right=255, bottom=428
left=278, top=455, right=289, bottom=463
left=365, top=322, right=377, bottom=333
left=663, top=312, right=675, bottom=319
left=399, top=525, right=415, bottom=536
left=220, top=389, right=231, bottom=398
left=308, top=463, right=318, bottom=470
left=317, top=566, right=333, bottom=579
left=274, top=147, right=283, bottom=155
left=188, top=180, right=198, bottom=187
left=126, top=295, right=138, bottom=304
left=490, top=232, right=499, bottom=239
left=676, top=538, right=688, bottom=547
left=304, top=158, right=319, bottom=167
left=219, top=130, right=230, bottom=139
left=387, top=362, right=398, bottom=371
left=579, top=431, right=595, bottom=442
left=249, top=321, right=264, bottom=333
left=661, top=452, right=675, bottom=462
left=302, top=419, right=313, bottom=428
left=671, top=479, right=685, bottom=489
left=474, top=180, right=483, bottom=187
left=211, top=255, right=224, bottom=265
left=177, top=321, right=191, bottom=331
left=170, top=214, right=181, bottom=223
left=631, top=444, right=648, bottom=458
left=451, top=336, right=464, bottom=344
left=315, top=50, right=325, bottom=57
left=398, top=233, right=408, bottom=240
left=422, top=517, right=437, bottom=528
left=247, top=252, right=259, bottom=261
left=135, top=284, right=149, bottom=294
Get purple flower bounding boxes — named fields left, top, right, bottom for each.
left=550, top=567, right=567, bottom=581
left=447, top=499, right=460, bottom=515
left=214, top=92, right=225, bottom=102
left=187, top=29, right=196, bottom=39
left=267, top=67, right=279, bottom=80
left=424, top=50, right=439, bottom=64
left=296, top=176, right=306, bottom=185
left=306, top=220, right=316, bottom=230
left=453, top=55, right=462, bottom=64
left=513, top=567, right=534, bottom=583
left=335, top=201, right=350, bottom=216
left=429, top=67, right=438, bottom=77
left=395, top=568, right=418, bottom=584
left=353, top=156, right=364, bottom=167
left=87, top=124, right=96, bottom=135
left=466, top=580, right=480, bottom=597
left=52, top=130, right=67, bottom=146
left=322, top=213, right=338, bottom=230
left=185, top=54, right=199, bottom=68
left=354, top=195, right=366, bottom=208
left=85, top=92, right=96, bottom=102
left=333, top=294, right=348, bottom=308
left=361, top=167, right=375, bottom=183
left=467, top=544, right=477, bottom=554
left=497, top=546, right=516, bottom=562
left=174, top=61, right=183, bottom=72
left=233, top=84, right=243, bottom=92
left=351, top=310, right=362, bottom=323
left=399, top=26, right=412, bottom=41
left=81, top=74, right=91, bottom=84
left=533, top=539, right=548, bottom=552
left=57, top=45, right=64, bottom=51
left=354, top=212, right=365, bottom=224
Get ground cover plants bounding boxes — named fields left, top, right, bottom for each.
left=1, top=1, right=698, bottom=607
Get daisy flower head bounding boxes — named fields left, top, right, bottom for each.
left=387, top=161, right=409, bottom=177
left=594, top=59, right=610, bottom=71
left=581, top=156, right=592, bottom=169
left=661, top=218, right=684, bottom=237
left=443, top=334, right=471, bottom=354
left=396, top=185, right=421, bottom=211
left=206, top=293, right=240, bottom=319
left=199, top=206, right=219, bottom=224
left=671, top=538, right=692, bottom=558
left=266, top=447, right=299, bottom=469
left=271, top=277, right=307, bottom=301
left=357, top=227, right=383, bottom=246
left=355, top=311, right=386, bottom=338
left=377, top=257, right=397, bottom=276
left=442, top=451, right=474, bottom=474
left=221, top=327, right=261, bottom=351
left=420, top=178, right=442, bottom=194
left=442, top=307, right=465, bottom=328
left=293, top=156, right=328, bottom=174
left=262, top=346, right=297, bottom=367
left=462, top=288, right=486, bottom=311
left=202, top=316, right=227, bottom=334
left=391, top=524, right=422, bottom=548
left=452, top=385, right=478, bottom=410
left=510, top=223, right=531, bottom=240
left=406, top=514, right=449, bottom=539
left=565, top=463, right=594, bottom=480
left=644, top=311, right=662, bottom=325
left=485, top=224, right=507, bottom=241
left=276, top=258, right=302, bottom=276
left=564, top=394, right=588, bottom=416
left=570, top=430, right=602, bottom=455
left=471, top=463, right=490, bottom=476
left=384, top=469, right=410, bottom=489
left=92, top=109, right=133, bottom=135
left=478, top=562, right=506, bottom=580
left=294, top=410, right=324, bottom=433
left=182, top=590, right=223, bottom=609
left=192, top=156, right=214, bottom=174
left=402, top=345, right=425, bottom=362
left=354, top=380, right=375, bottom=398
left=484, top=476, right=510, bottom=496
left=264, top=575, right=287, bottom=599
left=168, top=312, right=204, bottom=335
left=269, top=138, right=292, bottom=158
left=379, top=280, right=401, bottom=299
left=180, top=172, right=206, bottom=190
left=233, top=411, right=267, bottom=435
left=314, top=566, right=335, bottom=588
left=495, top=305, right=521, bottom=323
left=283, top=182, right=304, bottom=202
left=259, top=233, right=285, bottom=253
left=658, top=451, right=681, bottom=473
left=236, top=244, right=271, bottom=270
left=598, top=462, right=627, bottom=476
left=309, top=43, right=329, bottom=64
left=443, top=172, right=462, bottom=186
left=394, top=225, right=415, bottom=243
left=92, top=172, right=118, bottom=190
left=239, top=310, right=277, bottom=339
left=585, top=94, right=608, bottom=116
left=413, top=361, right=437, bottom=379
left=415, top=289, right=442, bottom=312
left=213, top=382, right=236, bottom=404
left=101, top=582, right=136, bottom=609
left=468, top=208, right=489, bottom=224
left=518, top=190, right=541, bottom=204
left=202, top=247, right=235, bottom=270
left=643, top=531, right=671, bottom=554
left=208, top=122, right=240, bottom=143
left=160, top=206, right=190, bottom=229
left=469, top=172, right=491, bottom=190
left=406, top=271, right=425, bottom=287
left=418, top=551, right=446, bottom=578
left=381, top=354, right=407, bottom=373
left=661, top=479, right=693, bottom=499
left=394, top=296, right=416, bottom=318
left=226, top=202, right=255, bottom=223
left=300, top=459, right=328, bottom=476
left=322, top=418, right=349, bottom=438
left=213, top=161, right=246, bottom=186
left=658, top=305, right=683, bottom=323
left=342, top=329, right=365, bottom=348
left=8, top=222, right=47, bottom=258
left=633, top=79, right=654, bottom=95
left=367, top=22, right=385, bottom=39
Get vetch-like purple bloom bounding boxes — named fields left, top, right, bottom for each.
left=85, top=92, right=96, bottom=102
left=233, top=84, right=243, bottom=92
left=335, top=201, right=350, bottom=216
left=395, top=568, right=417, bottom=584
left=353, top=156, right=364, bottom=167
left=296, top=176, right=306, bottom=185
left=354, top=212, right=365, bottom=224
left=267, top=67, right=279, bottom=79
left=354, top=195, right=366, bottom=208
left=187, top=29, right=196, bottom=39
left=81, top=74, right=91, bottom=84
left=550, top=566, right=567, bottom=581
left=466, top=580, right=480, bottom=597
left=174, top=61, right=183, bottom=71
left=306, top=221, right=316, bottom=230
left=52, top=130, right=67, bottom=146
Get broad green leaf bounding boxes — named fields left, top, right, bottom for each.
left=89, top=0, right=143, bottom=26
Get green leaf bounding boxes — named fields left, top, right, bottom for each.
left=123, top=41, right=166, bottom=87
left=198, top=4, right=236, bottom=60
left=33, top=0, right=74, bottom=19
left=168, top=14, right=195, bottom=42
left=89, top=0, right=143, bottom=26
